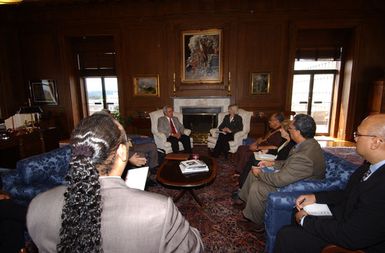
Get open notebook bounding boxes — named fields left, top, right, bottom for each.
left=125, top=166, right=149, bottom=190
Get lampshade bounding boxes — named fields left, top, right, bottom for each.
left=0, top=0, right=23, bottom=4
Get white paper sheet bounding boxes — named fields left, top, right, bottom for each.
left=125, top=166, right=149, bottom=190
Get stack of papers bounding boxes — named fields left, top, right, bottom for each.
left=179, top=159, right=209, bottom=174
left=125, top=166, right=149, bottom=190
left=253, top=151, right=277, bottom=161
left=303, top=203, right=332, bottom=216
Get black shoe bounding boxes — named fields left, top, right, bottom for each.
left=231, top=189, right=240, bottom=200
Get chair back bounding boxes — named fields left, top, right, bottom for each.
left=149, top=109, right=184, bottom=135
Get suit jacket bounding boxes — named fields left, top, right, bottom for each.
left=27, top=177, right=203, bottom=253
left=218, top=114, right=243, bottom=133
left=258, top=138, right=325, bottom=188
left=158, top=116, right=186, bottom=138
left=303, top=163, right=385, bottom=252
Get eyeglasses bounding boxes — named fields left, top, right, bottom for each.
left=353, top=131, right=377, bottom=139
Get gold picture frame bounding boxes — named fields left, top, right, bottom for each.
left=182, top=28, right=222, bottom=83
left=133, top=75, right=160, bottom=97
left=251, top=72, right=270, bottom=94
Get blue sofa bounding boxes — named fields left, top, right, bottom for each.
left=1, top=146, right=71, bottom=206
left=264, top=151, right=360, bottom=253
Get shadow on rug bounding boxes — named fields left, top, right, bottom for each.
left=147, top=145, right=266, bottom=253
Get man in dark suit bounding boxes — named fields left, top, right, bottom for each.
left=274, top=114, right=385, bottom=253
left=212, top=104, right=243, bottom=158
left=234, top=114, right=325, bottom=232
left=157, top=105, right=192, bottom=153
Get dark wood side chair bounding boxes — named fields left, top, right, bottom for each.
left=321, top=245, right=365, bottom=253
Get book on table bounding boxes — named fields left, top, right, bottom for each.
left=179, top=159, right=209, bottom=174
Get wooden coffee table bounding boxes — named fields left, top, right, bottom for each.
left=156, top=155, right=217, bottom=206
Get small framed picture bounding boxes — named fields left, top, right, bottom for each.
left=251, top=73, right=270, bottom=94
left=133, top=75, right=160, bottom=97
left=29, top=79, right=59, bottom=105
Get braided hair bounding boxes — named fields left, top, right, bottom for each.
left=57, top=113, right=127, bottom=253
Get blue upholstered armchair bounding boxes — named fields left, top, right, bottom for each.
left=264, top=151, right=360, bottom=253
left=1, top=146, right=71, bottom=206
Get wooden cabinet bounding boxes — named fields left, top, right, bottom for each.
left=0, top=127, right=59, bottom=168
left=368, top=79, right=385, bottom=114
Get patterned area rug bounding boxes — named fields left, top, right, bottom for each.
left=147, top=145, right=266, bottom=253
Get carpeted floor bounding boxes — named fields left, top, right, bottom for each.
left=147, top=145, right=266, bottom=253
left=147, top=145, right=363, bottom=253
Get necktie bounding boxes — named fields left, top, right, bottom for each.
left=361, top=168, right=372, bottom=182
left=170, top=118, right=177, bottom=134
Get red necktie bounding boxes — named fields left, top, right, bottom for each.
left=170, top=118, right=177, bottom=134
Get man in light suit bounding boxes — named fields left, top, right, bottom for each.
left=27, top=113, right=203, bottom=253
left=274, top=114, right=385, bottom=253
left=234, top=114, right=325, bottom=232
left=158, top=105, right=192, bottom=153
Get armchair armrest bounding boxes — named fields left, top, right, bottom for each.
left=183, top=128, right=191, bottom=136
left=153, top=132, right=167, bottom=143
left=233, top=130, right=247, bottom=140
left=209, top=128, right=219, bottom=137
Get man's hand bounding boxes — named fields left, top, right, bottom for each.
left=0, top=192, right=11, bottom=200
left=251, top=166, right=262, bottom=176
left=257, top=160, right=274, bottom=167
left=295, top=194, right=316, bottom=211
left=129, top=153, right=147, bottom=167
left=295, top=209, right=308, bottom=224
left=171, top=132, right=182, bottom=139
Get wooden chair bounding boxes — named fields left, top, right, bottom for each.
left=321, top=245, right=365, bottom=253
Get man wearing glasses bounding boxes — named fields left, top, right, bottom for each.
left=234, top=114, right=325, bottom=233
left=274, top=114, right=385, bottom=253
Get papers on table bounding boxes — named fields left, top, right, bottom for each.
left=179, top=159, right=209, bottom=174
left=253, top=151, right=277, bottom=161
left=303, top=203, right=332, bottom=216
left=125, top=166, right=149, bottom=190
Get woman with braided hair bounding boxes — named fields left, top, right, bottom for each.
left=27, top=113, right=203, bottom=253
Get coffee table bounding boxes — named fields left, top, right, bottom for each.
left=156, top=155, right=217, bottom=206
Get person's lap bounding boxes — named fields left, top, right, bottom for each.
left=274, top=225, right=327, bottom=253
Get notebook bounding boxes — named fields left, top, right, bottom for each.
left=303, top=203, right=332, bottom=216
left=125, top=166, right=149, bottom=190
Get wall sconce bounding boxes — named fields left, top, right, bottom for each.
left=227, top=71, right=231, bottom=96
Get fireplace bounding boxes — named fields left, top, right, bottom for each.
left=173, top=97, right=230, bottom=143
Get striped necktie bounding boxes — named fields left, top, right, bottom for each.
left=361, top=167, right=372, bottom=182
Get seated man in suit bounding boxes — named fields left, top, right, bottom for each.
left=234, top=114, right=325, bottom=233
left=157, top=105, right=192, bottom=153
left=274, top=114, right=385, bottom=253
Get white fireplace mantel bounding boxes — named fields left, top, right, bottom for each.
left=172, top=97, right=231, bottom=113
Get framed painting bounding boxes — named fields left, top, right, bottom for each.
left=133, top=75, right=160, bottom=97
left=29, top=79, right=59, bottom=105
left=182, top=29, right=222, bottom=83
left=250, top=73, right=270, bottom=94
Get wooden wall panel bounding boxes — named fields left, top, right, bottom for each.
left=236, top=21, right=287, bottom=113
left=0, top=0, right=384, bottom=139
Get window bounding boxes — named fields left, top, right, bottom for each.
left=84, top=77, right=119, bottom=115
left=291, top=55, right=341, bottom=134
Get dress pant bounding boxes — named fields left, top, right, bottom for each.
left=274, top=225, right=327, bottom=253
left=239, top=171, right=276, bottom=225
left=0, top=200, right=27, bottom=253
left=239, top=158, right=260, bottom=188
left=213, top=132, right=234, bottom=156
left=167, top=135, right=192, bottom=153
left=235, top=145, right=254, bottom=173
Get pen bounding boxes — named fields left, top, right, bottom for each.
left=294, top=198, right=306, bottom=209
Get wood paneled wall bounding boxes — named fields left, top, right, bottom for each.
left=0, top=0, right=384, bottom=139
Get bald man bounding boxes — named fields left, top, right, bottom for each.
left=274, top=114, right=385, bottom=253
